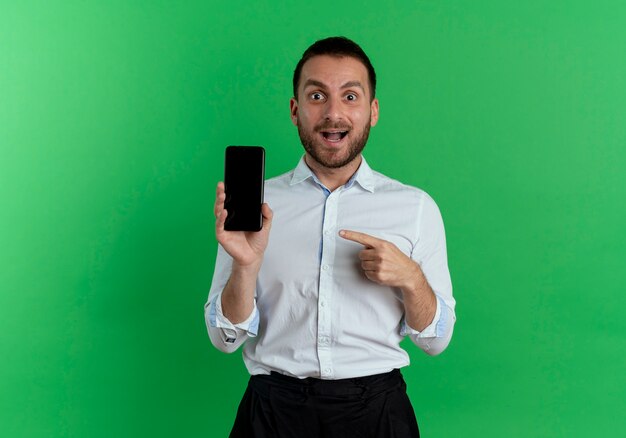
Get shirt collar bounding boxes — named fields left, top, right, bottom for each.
left=289, top=155, right=376, bottom=193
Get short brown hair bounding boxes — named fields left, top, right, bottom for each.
left=293, top=36, right=377, bottom=101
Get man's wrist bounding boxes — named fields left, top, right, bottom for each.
left=232, top=258, right=263, bottom=275
left=400, top=262, right=427, bottom=296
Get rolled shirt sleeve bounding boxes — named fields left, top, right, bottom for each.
left=404, top=192, right=457, bottom=356
left=205, top=294, right=259, bottom=352
left=204, top=244, right=259, bottom=353
left=401, top=295, right=456, bottom=356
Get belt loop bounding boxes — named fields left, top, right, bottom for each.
left=351, top=376, right=369, bottom=400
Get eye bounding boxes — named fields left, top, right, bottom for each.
left=310, top=92, right=325, bottom=101
left=345, top=93, right=358, bottom=101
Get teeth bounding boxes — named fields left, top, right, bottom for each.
left=322, top=131, right=347, bottom=142
left=326, top=132, right=343, bottom=141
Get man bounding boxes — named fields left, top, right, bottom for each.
left=206, top=36, right=456, bottom=437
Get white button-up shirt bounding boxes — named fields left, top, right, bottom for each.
left=205, top=156, right=456, bottom=379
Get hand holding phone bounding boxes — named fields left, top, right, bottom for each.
left=214, top=146, right=272, bottom=267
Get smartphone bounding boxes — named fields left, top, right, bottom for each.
left=224, top=146, right=265, bottom=232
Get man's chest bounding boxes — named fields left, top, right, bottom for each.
left=259, top=189, right=419, bottom=289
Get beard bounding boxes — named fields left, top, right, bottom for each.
left=297, top=119, right=371, bottom=169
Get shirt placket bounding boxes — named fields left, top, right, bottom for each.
left=317, top=188, right=340, bottom=379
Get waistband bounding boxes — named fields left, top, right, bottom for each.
left=249, top=369, right=404, bottom=398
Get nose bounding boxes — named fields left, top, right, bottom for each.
left=323, top=96, right=343, bottom=121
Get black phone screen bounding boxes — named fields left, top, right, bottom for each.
left=224, top=146, right=265, bottom=231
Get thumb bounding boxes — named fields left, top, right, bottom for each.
left=261, top=203, right=273, bottom=230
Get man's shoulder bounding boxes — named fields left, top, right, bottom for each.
left=265, top=169, right=295, bottom=188
left=370, top=169, right=428, bottom=198
left=366, top=172, right=442, bottom=229
left=368, top=168, right=442, bottom=212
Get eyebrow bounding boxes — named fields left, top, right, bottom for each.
left=303, top=79, right=365, bottom=92
left=340, top=81, right=365, bottom=91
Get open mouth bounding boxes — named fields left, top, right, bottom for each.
left=321, top=131, right=349, bottom=142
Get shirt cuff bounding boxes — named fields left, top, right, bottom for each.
left=401, top=295, right=443, bottom=338
left=208, top=294, right=259, bottom=343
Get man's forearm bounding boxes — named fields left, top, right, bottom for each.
left=221, top=261, right=261, bottom=324
left=401, top=266, right=437, bottom=332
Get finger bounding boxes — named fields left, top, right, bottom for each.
left=339, top=230, right=382, bottom=248
left=214, top=182, right=226, bottom=218
left=216, top=181, right=225, bottom=198
left=214, top=198, right=225, bottom=220
left=361, top=260, right=380, bottom=271
left=358, top=248, right=380, bottom=261
left=215, top=208, right=228, bottom=235
left=362, top=270, right=383, bottom=284
left=260, top=203, right=273, bottom=231
left=261, top=203, right=273, bottom=221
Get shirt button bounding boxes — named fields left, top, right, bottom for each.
left=324, top=368, right=332, bottom=375
left=320, top=301, right=326, bottom=307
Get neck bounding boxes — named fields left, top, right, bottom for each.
left=304, top=154, right=362, bottom=192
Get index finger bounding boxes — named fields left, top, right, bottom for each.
left=339, top=230, right=383, bottom=248
left=214, top=181, right=226, bottom=217
left=216, top=181, right=225, bottom=196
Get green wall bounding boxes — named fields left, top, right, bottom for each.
left=2, top=1, right=624, bottom=436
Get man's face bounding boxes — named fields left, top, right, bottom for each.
left=290, top=55, right=379, bottom=169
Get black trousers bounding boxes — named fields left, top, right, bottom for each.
left=230, top=369, right=420, bottom=438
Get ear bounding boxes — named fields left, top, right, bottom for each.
left=290, top=98, right=298, bottom=126
left=369, top=98, right=379, bottom=127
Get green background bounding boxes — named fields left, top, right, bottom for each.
left=2, top=1, right=625, bottom=436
